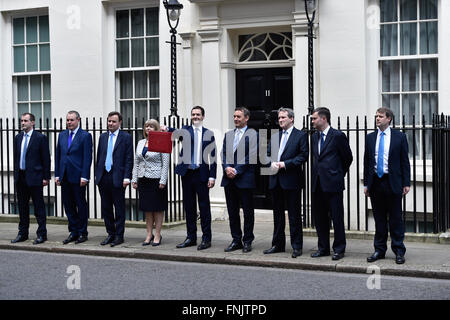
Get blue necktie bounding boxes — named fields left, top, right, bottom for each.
left=377, top=132, right=385, bottom=178
left=20, top=133, right=29, bottom=170
left=319, top=132, right=325, bottom=154
left=278, top=131, right=288, bottom=161
left=233, top=129, right=241, bottom=152
left=68, top=131, right=74, bottom=148
left=105, top=133, right=114, bottom=172
left=191, top=128, right=200, bottom=169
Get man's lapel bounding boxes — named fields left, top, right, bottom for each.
left=319, top=128, right=333, bottom=157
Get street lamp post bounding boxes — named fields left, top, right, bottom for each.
left=304, top=0, right=317, bottom=115
left=163, top=0, right=183, bottom=118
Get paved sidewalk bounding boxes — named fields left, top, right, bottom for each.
left=1, top=215, right=449, bottom=280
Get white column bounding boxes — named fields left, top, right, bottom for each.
left=179, top=32, right=195, bottom=117
left=197, top=28, right=222, bottom=126
left=439, top=0, right=450, bottom=114
left=292, top=15, right=310, bottom=121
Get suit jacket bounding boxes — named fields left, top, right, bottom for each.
left=173, top=125, right=217, bottom=182
left=364, top=128, right=411, bottom=195
left=268, top=127, right=309, bottom=190
left=95, top=130, right=133, bottom=188
left=13, top=130, right=51, bottom=186
left=220, top=128, right=258, bottom=189
left=311, top=127, right=353, bottom=193
left=132, top=139, right=170, bottom=185
left=55, top=128, right=93, bottom=184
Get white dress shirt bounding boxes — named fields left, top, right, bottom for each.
left=277, top=125, right=294, bottom=161
left=318, top=125, right=330, bottom=153
left=193, top=125, right=202, bottom=166
left=20, top=129, right=33, bottom=170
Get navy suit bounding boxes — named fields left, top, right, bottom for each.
left=95, top=130, right=133, bottom=238
left=311, top=127, right=353, bottom=254
left=13, top=130, right=50, bottom=238
left=174, top=125, right=217, bottom=243
left=364, top=128, right=410, bottom=256
left=221, top=128, right=257, bottom=245
left=268, top=127, right=308, bottom=250
left=55, top=128, right=93, bottom=237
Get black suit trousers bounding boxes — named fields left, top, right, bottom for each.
left=16, top=171, right=47, bottom=237
left=312, top=178, right=346, bottom=254
left=182, top=169, right=212, bottom=242
left=271, top=183, right=303, bottom=250
left=61, top=176, right=88, bottom=237
left=370, top=174, right=406, bottom=256
left=224, top=183, right=254, bottom=244
left=98, top=170, right=126, bottom=237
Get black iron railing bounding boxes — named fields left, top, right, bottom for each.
left=1, top=114, right=449, bottom=233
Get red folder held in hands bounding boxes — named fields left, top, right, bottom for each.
left=147, top=131, right=173, bottom=154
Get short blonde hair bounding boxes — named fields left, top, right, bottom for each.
left=143, top=119, right=160, bottom=138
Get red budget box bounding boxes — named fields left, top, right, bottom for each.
left=147, top=131, right=173, bottom=153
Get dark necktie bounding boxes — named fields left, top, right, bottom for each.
left=68, top=131, right=74, bottom=148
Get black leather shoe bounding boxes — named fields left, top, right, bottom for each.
left=242, top=243, right=252, bottom=253
left=292, top=249, right=302, bottom=258
left=197, top=241, right=211, bottom=250
left=75, top=235, right=88, bottom=244
left=101, top=235, right=115, bottom=246
left=332, top=252, right=345, bottom=260
left=152, top=236, right=162, bottom=246
left=11, top=235, right=28, bottom=243
left=311, top=250, right=330, bottom=258
left=33, top=236, right=47, bottom=245
left=176, top=238, right=197, bottom=248
left=224, top=241, right=243, bottom=252
left=110, top=237, right=124, bottom=247
left=63, top=234, right=79, bottom=244
left=367, top=251, right=385, bottom=263
left=395, top=255, right=405, bottom=264
left=263, top=246, right=285, bottom=254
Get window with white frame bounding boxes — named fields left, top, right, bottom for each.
left=115, top=7, right=159, bottom=127
left=13, top=15, right=51, bottom=128
left=379, top=0, right=437, bottom=159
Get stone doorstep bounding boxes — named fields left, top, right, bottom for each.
left=0, top=214, right=448, bottom=244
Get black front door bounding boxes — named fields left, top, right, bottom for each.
left=236, top=67, right=293, bottom=209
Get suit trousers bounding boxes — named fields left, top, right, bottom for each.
left=182, top=169, right=212, bottom=242
left=224, top=183, right=255, bottom=244
left=370, top=174, right=406, bottom=256
left=271, top=183, right=303, bottom=250
left=98, top=169, right=126, bottom=237
left=61, top=176, right=88, bottom=237
left=312, top=178, right=346, bottom=254
left=16, top=170, right=47, bottom=237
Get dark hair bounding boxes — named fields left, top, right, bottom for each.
left=235, top=107, right=250, bottom=118
left=108, top=111, right=123, bottom=122
left=277, top=107, right=295, bottom=119
left=21, top=112, right=35, bottom=122
left=312, top=107, right=331, bottom=124
left=376, top=107, right=394, bottom=124
left=67, top=110, right=81, bottom=120
left=191, top=106, right=205, bottom=117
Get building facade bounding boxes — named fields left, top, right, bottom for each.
left=1, top=0, right=448, bottom=231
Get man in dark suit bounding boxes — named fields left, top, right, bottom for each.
left=11, top=113, right=51, bottom=245
left=263, top=108, right=308, bottom=258
left=310, top=107, right=353, bottom=261
left=364, top=107, right=410, bottom=264
left=172, top=106, right=217, bottom=250
left=221, top=107, right=257, bottom=253
left=55, top=110, right=93, bottom=244
left=95, top=111, right=133, bottom=247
